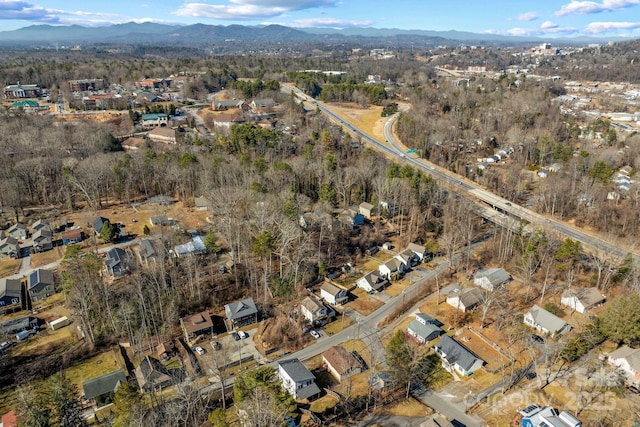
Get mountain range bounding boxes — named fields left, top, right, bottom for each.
left=0, top=22, right=626, bottom=49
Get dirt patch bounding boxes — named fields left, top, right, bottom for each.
left=455, top=328, right=511, bottom=372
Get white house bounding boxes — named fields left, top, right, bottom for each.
left=446, top=287, right=483, bottom=312
left=356, top=271, right=387, bottom=293
left=278, top=359, right=321, bottom=400
left=523, top=305, right=570, bottom=336
left=320, top=282, right=348, bottom=306
left=406, top=242, right=428, bottom=261
left=608, top=346, right=640, bottom=384
left=358, top=202, right=374, bottom=219
left=560, top=287, right=606, bottom=313
left=378, top=257, right=407, bottom=279
left=433, top=335, right=485, bottom=377
left=474, top=268, right=511, bottom=291
left=396, top=249, right=420, bottom=268
left=300, top=296, right=334, bottom=324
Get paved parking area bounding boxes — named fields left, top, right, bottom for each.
left=194, top=327, right=266, bottom=375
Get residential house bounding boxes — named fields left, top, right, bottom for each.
left=322, top=345, right=363, bottom=383
left=0, top=237, right=20, bottom=258
left=212, top=98, right=247, bottom=111
left=61, top=228, right=83, bottom=245
left=7, top=223, right=27, bottom=240
left=31, top=219, right=49, bottom=233
left=608, top=346, right=640, bottom=384
left=225, top=298, right=258, bottom=331
left=138, top=239, right=157, bottom=265
left=156, top=339, right=177, bottom=360
left=194, top=196, right=209, bottom=211
left=149, top=215, right=175, bottom=226
left=181, top=311, right=214, bottom=341
left=358, top=202, right=374, bottom=219
left=86, top=93, right=120, bottom=109
left=250, top=98, right=276, bottom=113
left=173, top=236, right=207, bottom=257
left=135, top=91, right=157, bottom=104
left=344, top=211, right=365, bottom=229
left=92, top=217, right=109, bottom=235
left=560, top=287, right=606, bottom=314
left=148, top=127, right=177, bottom=144
left=82, top=369, right=127, bottom=405
left=524, top=305, right=570, bottom=336
left=105, top=248, right=129, bottom=277
left=0, top=316, right=40, bottom=337
left=1, top=410, right=18, bottom=427
left=473, top=268, right=511, bottom=291
left=518, top=404, right=581, bottom=427
left=378, top=257, right=407, bottom=280
left=420, top=415, right=454, bottom=427
left=407, top=313, right=443, bottom=344
left=278, top=358, right=321, bottom=400
left=0, top=278, right=22, bottom=309
left=32, top=228, right=53, bottom=252
left=122, top=137, right=147, bottom=151
left=138, top=78, right=171, bottom=90
left=4, top=82, right=41, bottom=99
left=396, top=248, right=420, bottom=268
left=300, top=296, right=334, bottom=324
left=406, top=242, right=428, bottom=262
left=135, top=355, right=174, bottom=392
left=28, top=269, right=55, bottom=303
left=213, top=113, right=246, bottom=128
left=320, top=282, right=348, bottom=306
left=356, top=271, right=388, bottom=293
left=433, top=335, right=485, bottom=376
left=141, top=113, right=168, bottom=128
left=446, top=287, right=483, bottom=312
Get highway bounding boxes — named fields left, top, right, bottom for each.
left=284, top=83, right=637, bottom=263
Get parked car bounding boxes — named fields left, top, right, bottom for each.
left=531, top=334, right=545, bottom=343
left=238, top=330, right=248, bottom=339
left=212, top=341, right=222, bottom=351
left=231, top=332, right=240, bottom=341
left=310, top=330, right=320, bottom=339
left=195, top=346, right=205, bottom=355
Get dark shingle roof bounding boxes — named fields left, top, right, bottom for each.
left=82, top=369, right=127, bottom=400
left=434, top=335, right=484, bottom=372
left=279, top=358, right=316, bottom=383
left=225, top=298, right=257, bottom=321
left=28, top=269, right=54, bottom=290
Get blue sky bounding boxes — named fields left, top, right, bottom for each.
left=2, top=0, right=640, bottom=38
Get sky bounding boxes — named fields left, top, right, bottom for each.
left=2, top=0, right=640, bottom=38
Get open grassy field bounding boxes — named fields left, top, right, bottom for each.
left=346, top=288, right=384, bottom=316
left=30, top=246, right=64, bottom=268
left=323, top=312, right=355, bottom=336
left=384, top=278, right=412, bottom=297
left=64, top=349, right=125, bottom=391
left=384, top=397, right=432, bottom=417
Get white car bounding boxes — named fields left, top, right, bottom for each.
left=195, top=346, right=205, bottom=355
left=310, top=330, right=320, bottom=339
left=238, top=330, right=248, bottom=339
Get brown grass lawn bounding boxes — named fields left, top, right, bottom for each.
left=383, top=397, right=433, bottom=418
left=30, top=246, right=64, bottom=268
left=360, top=258, right=381, bottom=273
left=326, top=103, right=386, bottom=142
left=0, top=258, right=21, bottom=277
left=370, top=251, right=393, bottom=262
left=346, top=288, right=384, bottom=316
left=310, top=395, right=338, bottom=413
left=455, top=329, right=511, bottom=372
left=12, top=326, right=74, bottom=358
left=323, top=312, right=355, bottom=335
left=384, top=278, right=412, bottom=297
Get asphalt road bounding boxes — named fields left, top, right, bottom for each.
left=283, top=84, right=637, bottom=264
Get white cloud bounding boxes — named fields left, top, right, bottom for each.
left=584, top=20, right=640, bottom=32
left=290, top=17, right=374, bottom=28
left=504, top=22, right=577, bottom=36
left=540, top=20, right=558, bottom=29
left=556, top=0, right=640, bottom=16
left=517, top=11, right=539, bottom=21
left=174, top=0, right=336, bottom=20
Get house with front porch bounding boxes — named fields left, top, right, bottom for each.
left=320, top=282, right=348, bottom=305
left=300, top=296, right=334, bottom=324
left=356, top=271, right=388, bottom=293
left=523, top=305, right=570, bottom=336
left=560, top=287, right=606, bottom=313
left=225, top=298, right=258, bottom=331
left=278, top=358, right=321, bottom=401
left=433, top=335, right=485, bottom=376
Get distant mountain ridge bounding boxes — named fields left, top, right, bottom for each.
left=0, top=22, right=628, bottom=48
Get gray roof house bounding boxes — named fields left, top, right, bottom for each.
left=406, top=242, right=428, bottom=261
left=82, top=369, right=127, bottom=404
left=105, top=248, right=129, bottom=277
left=446, top=287, right=483, bottom=312
left=92, top=217, right=109, bottom=235
left=320, top=282, right=348, bottom=306
left=608, top=346, right=640, bottom=385
left=32, top=228, right=53, bottom=252
left=225, top=298, right=258, bottom=331
left=31, top=219, right=50, bottom=233
left=407, top=314, right=443, bottom=344
left=135, top=355, right=174, bottom=392
left=28, top=269, right=55, bottom=303
left=0, top=237, right=20, bottom=258
left=561, top=287, right=606, bottom=314
left=474, top=268, right=511, bottom=291
left=0, top=278, right=22, bottom=309
left=433, top=335, right=485, bottom=377
left=523, top=305, right=570, bottom=336
left=194, top=196, right=209, bottom=211
left=378, top=257, right=407, bottom=279
left=356, top=271, right=388, bottom=293
left=138, top=239, right=157, bottom=264
left=7, top=223, right=27, bottom=240
left=173, top=236, right=207, bottom=257
left=300, top=296, right=334, bottom=324
left=278, top=358, right=321, bottom=400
